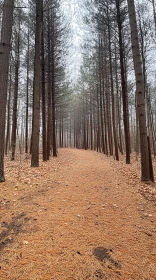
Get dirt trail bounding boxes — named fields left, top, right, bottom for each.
left=0, top=148, right=156, bottom=280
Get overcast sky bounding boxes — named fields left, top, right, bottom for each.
left=61, top=0, right=85, bottom=83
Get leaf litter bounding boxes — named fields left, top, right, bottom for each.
left=0, top=148, right=156, bottom=280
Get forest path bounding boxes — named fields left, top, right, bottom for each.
left=0, top=148, right=156, bottom=280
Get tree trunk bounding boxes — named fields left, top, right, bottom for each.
left=25, top=27, right=29, bottom=154
left=116, top=0, right=130, bottom=163
left=11, top=25, right=20, bottom=161
left=0, top=0, right=14, bottom=182
left=90, top=92, right=93, bottom=150
left=46, top=10, right=52, bottom=160
left=98, top=39, right=105, bottom=154
left=127, top=0, right=152, bottom=181
left=5, top=69, right=12, bottom=155
left=152, top=0, right=156, bottom=36
left=51, top=11, right=57, bottom=157
left=41, top=0, right=47, bottom=161
left=31, top=0, right=42, bottom=167
left=107, top=15, right=119, bottom=161
left=114, top=43, right=123, bottom=154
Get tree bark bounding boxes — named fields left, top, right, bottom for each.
left=41, top=0, right=47, bottom=161
left=107, top=14, right=119, bottom=161
left=116, top=0, right=130, bottom=163
left=98, top=41, right=105, bottom=154
left=46, top=10, right=52, bottom=160
left=5, top=69, right=12, bottom=155
left=25, top=27, right=29, bottom=154
left=11, top=25, right=20, bottom=161
left=127, top=0, right=152, bottom=181
left=152, top=0, right=156, bottom=36
left=0, top=0, right=14, bottom=182
left=51, top=11, right=57, bottom=157
left=31, top=0, right=42, bottom=167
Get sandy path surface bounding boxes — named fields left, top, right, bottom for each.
left=0, top=148, right=155, bottom=280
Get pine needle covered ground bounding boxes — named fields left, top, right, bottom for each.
left=0, top=149, right=156, bottom=280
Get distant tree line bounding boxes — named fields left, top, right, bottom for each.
left=0, top=0, right=155, bottom=182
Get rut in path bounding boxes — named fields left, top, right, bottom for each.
left=0, top=148, right=155, bottom=280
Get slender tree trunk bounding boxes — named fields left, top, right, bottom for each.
left=116, top=0, right=130, bottom=163
left=41, top=0, right=47, bottom=161
left=98, top=39, right=105, bottom=154
left=101, top=46, right=108, bottom=155
left=147, top=136, right=154, bottom=182
left=105, top=69, right=113, bottom=156
left=61, top=116, right=64, bottom=147
left=90, top=92, right=93, bottom=150
left=25, top=27, right=29, bottom=154
left=31, top=0, right=42, bottom=167
left=5, top=69, right=12, bottom=155
left=152, top=0, right=156, bottom=36
left=51, top=12, right=57, bottom=157
left=11, top=27, right=20, bottom=161
left=96, top=85, right=101, bottom=152
left=114, top=44, right=123, bottom=154
left=103, top=92, right=108, bottom=156
left=0, top=0, right=14, bottom=181
left=93, top=103, right=97, bottom=151
left=46, top=10, right=52, bottom=160
left=69, top=114, right=72, bottom=147
left=147, top=90, right=156, bottom=156
left=107, top=17, right=119, bottom=161
left=51, top=56, right=57, bottom=156
left=127, top=0, right=153, bottom=181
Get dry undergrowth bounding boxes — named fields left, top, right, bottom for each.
left=0, top=148, right=156, bottom=280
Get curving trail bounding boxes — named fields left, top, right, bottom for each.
left=0, top=148, right=156, bottom=280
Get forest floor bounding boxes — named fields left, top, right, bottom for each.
left=0, top=148, right=156, bottom=280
